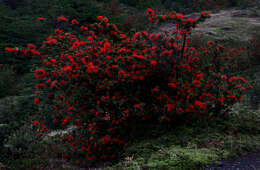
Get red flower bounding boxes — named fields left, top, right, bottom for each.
left=146, top=8, right=154, bottom=16
left=80, top=26, right=88, bottom=32
left=228, top=76, right=236, bottom=83
left=134, top=32, right=140, bottom=39
left=63, top=154, right=68, bottom=159
left=71, top=19, right=79, bottom=25
left=176, top=13, right=183, bottom=20
left=194, top=101, right=207, bottom=110
left=167, top=104, right=175, bottom=112
left=201, top=11, right=206, bottom=16
left=168, top=83, right=177, bottom=88
left=196, top=73, right=203, bottom=80
left=119, top=34, right=127, bottom=39
left=133, top=53, right=146, bottom=59
left=148, top=17, right=153, bottom=22
left=221, top=75, right=227, bottom=81
left=150, top=60, right=157, bottom=66
left=55, top=29, right=63, bottom=34
left=5, top=47, right=19, bottom=53
left=236, top=84, right=242, bottom=88
left=192, top=80, right=200, bottom=87
left=103, top=17, right=109, bottom=23
left=97, top=16, right=104, bottom=22
left=124, top=109, right=129, bottom=118
left=33, top=120, right=39, bottom=125
left=34, top=98, right=39, bottom=104
left=134, top=104, right=140, bottom=109
left=208, top=41, right=213, bottom=46
left=106, top=55, right=112, bottom=60
left=37, top=17, right=45, bottom=21
left=161, top=16, right=166, bottom=21
left=27, top=43, right=36, bottom=50
left=57, top=15, right=68, bottom=22
left=68, top=135, right=73, bottom=142
left=239, top=77, right=246, bottom=83
left=118, top=70, right=126, bottom=79
left=186, top=18, right=194, bottom=24
left=35, top=69, right=46, bottom=80
left=152, top=88, right=158, bottom=92
left=168, top=12, right=176, bottom=19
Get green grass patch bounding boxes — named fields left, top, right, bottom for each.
left=107, top=107, right=260, bottom=170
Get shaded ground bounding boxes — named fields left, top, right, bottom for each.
left=206, top=152, right=260, bottom=170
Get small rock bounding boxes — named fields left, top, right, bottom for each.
left=44, top=125, right=78, bottom=140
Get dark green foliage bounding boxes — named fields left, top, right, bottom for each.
left=119, top=0, right=164, bottom=9
left=0, top=66, right=19, bottom=98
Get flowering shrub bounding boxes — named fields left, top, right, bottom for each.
left=5, top=9, right=252, bottom=165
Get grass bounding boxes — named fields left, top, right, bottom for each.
left=106, top=106, right=260, bottom=170
left=1, top=104, right=259, bottom=169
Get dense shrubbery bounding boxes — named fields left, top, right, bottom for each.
left=5, top=8, right=254, bottom=166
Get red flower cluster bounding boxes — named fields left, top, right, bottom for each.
left=34, top=69, right=46, bottom=80
left=37, top=17, right=45, bottom=21
left=5, top=47, right=19, bottom=53
left=57, top=15, right=68, bottom=22
left=97, top=16, right=109, bottom=23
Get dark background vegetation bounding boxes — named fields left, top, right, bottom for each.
left=0, top=0, right=257, bottom=72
